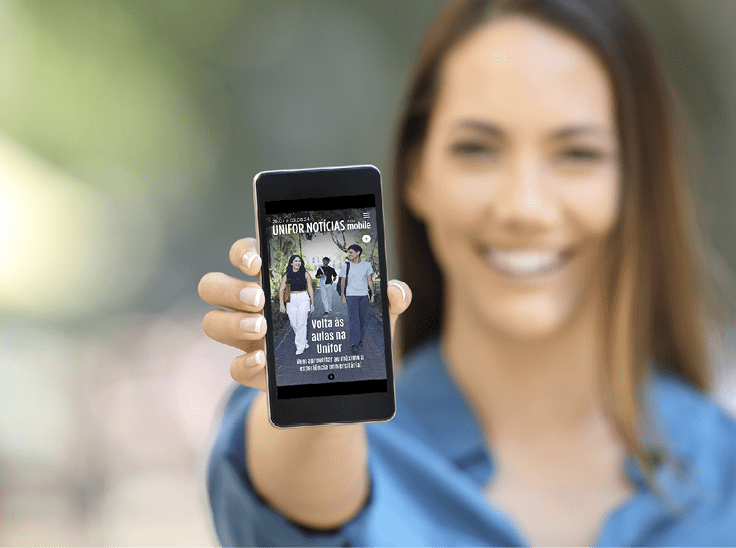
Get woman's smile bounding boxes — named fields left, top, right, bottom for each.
left=477, top=243, right=576, bottom=284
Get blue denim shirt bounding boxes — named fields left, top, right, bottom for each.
left=207, top=340, right=736, bottom=546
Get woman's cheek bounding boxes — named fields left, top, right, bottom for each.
left=426, top=219, right=481, bottom=285
left=563, top=181, right=620, bottom=235
left=583, top=195, right=619, bottom=236
left=428, top=173, right=492, bottom=221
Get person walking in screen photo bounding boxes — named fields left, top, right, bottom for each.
left=315, top=257, right=337, bottom=316
left=278, top=254, right=314, bottom=355
left=340, top=244, right=374, bottom=354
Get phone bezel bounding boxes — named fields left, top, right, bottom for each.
left=253, top=165, right=396, bottom=428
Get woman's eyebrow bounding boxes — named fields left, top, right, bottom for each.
left=550, top=124, right=613, bottom=140
left=452, top=119, right=504, bottom=137
left=452, top=120, right=613, bottom=140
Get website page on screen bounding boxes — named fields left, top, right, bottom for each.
left=264, top=196, right=387, bottom=397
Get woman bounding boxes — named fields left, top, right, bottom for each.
left=199, top=0, right=736, bottom=545
left=279, top=254, right=315, bottom=355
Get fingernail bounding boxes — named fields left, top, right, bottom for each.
left=242, top=251, right=258, bottom=269
left=240, top=316, right=265, bottom=333
left=388, top=281, right=406, bottom=303
left=240, top=287, right=263, bottom=307
left=245, top=351, right=265, bottom=367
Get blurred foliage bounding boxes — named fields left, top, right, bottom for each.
left=0, top=1, right=232, bottom=192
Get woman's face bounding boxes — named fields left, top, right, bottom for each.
left=409, top=16, right=621, bottom=340
left=292, top=257, right=302, bottom=269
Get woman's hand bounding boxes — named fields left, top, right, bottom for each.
left=198, top=238, right=269, bottom=391
left=279, top=303, right=286, bottom=314
left=198, top=237, right=412, bottom=393
left=201, top=238, right=411, bottom=529
left=310, top=302, right=315, bottom=313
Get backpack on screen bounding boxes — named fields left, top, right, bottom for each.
left=336, top=261, right=350, bottom=296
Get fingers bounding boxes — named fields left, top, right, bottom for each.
left=203, top=309, right=267, bottom=349
left=229, top=238, right=263, bottom=277
left=387, top=280, right=411, bottom=314
left=201, top=237, right=268, bottom=393
left=387, top=280, right=412, bottom=337
left=230, top=350, right=267, bottom=392
left=199, top=272, right=265, bottom=312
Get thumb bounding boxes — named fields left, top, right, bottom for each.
left=386, top=280, right=412, bottom=339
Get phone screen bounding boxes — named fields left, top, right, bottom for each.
left=263, top=194, right=388, bottom=400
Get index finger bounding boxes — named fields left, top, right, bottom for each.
left=229, top=238, right=263, bottom=277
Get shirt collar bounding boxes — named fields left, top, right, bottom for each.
left=397, top=339, right=709, bottom=512
left=635, top=367, right=719, bottom=511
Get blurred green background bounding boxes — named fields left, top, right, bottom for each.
left=1, top=0, right=735, bottom=544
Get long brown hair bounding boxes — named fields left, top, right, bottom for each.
left=394, top=0, right=728, bottom=487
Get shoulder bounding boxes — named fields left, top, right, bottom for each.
left=651, top=369, right=736, bottom=446
left=649, top=369, right=736, bottom=508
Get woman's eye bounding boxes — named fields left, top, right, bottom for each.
left=449, top=141, right=498, bottom=157
left=559, top=148, right=603, bottom=162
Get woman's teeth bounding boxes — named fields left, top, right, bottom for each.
left=485, top=248, right=567, bottom=276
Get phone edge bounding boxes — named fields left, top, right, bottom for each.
left=253, top=165, right=396, bottom=428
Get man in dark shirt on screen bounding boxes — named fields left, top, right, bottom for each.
left=315, top=257, right=337, bottom=316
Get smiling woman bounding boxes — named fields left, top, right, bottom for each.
left=203, top=0, right=736, bottom=546
left=407, top=16, right=621, bottom=341
left=393, top=0, right=734, bottom=543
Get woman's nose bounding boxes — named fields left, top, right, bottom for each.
left=492, top=155, right=558, bottom=231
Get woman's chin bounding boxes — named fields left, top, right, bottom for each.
left=496, top=315, right=564, bottom=341
left=475, top=298, right=578, bottom=342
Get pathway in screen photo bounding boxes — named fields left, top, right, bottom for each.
left=274, top=286, right=386, bottom=386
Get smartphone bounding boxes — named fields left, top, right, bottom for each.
left=253, top=165, right=396, bottom=427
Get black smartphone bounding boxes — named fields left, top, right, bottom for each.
left=253, top=165, right=396, bottom=427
